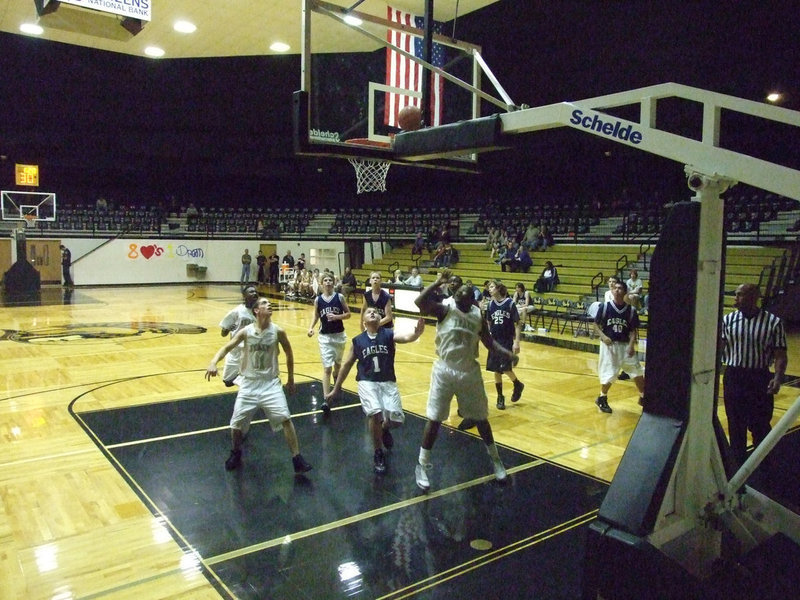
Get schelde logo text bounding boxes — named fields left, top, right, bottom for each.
left=569, top=109, right=642, bottom=144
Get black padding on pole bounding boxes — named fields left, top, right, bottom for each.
left=643, top=200, right=701, bottom=421
left=597, top=412, right=685, bottom=536
left=393, top=114, right=507, bottom=160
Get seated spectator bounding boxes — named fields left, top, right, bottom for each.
left=512, top=282, right=535, bottom=317
left=403, top=267, right=423, bottom=287
left=625, top=269, right=645, bottom=309
left=411, top=232, right=426, bottom=259
left=532, top=225, right=553, bottom=251
left=498, top=240, right=517, bottom=272
left=338, top=267, right=358, bottom=296
left=534, top=261, right=559, bottom=293
left=511, top=245, right=532, bottom=273
left=392, top=269, right=405, bottom=285
left=433, top=243, right=457, bottom=268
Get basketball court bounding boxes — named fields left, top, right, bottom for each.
left=2, top=1, right=800, bottom=598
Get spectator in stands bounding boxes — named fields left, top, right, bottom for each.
left=511, top=245, right=533, bottom=273
left=522, top=223, right=539, bottom=251
left=534, top=261, right=559, bottom=293
left=297, top=253, right=306, bottom=271
left=403, top=267, right=423, bottom=287
left=532, top=225, right=553, bottom=251
left=512, top=282, right=535, bottom=319
left=432, top=243, right=452, bottom=268
left=282, top=250, right=294, bottom=269
left=411, top=232, right=426, bottom=260
left=241, top=249, right=252, bottom=284
left=625, top=269, right=644, bottom=308
left=484, top=227, right=500, bottom=251
left=490, top=228, right=508, bottom=259
left=392, top=269, right=405, bottom=285
left=465, top=279, right=483, bottom=307
left=498, top=240, right=517, bottom=272
left=339, top=267, right=358, bottom=296
left=185, top=202, right=199, bottom=218
left=95, top=197, right=108, bottom=212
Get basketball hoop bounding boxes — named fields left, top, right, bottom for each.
left=23, top=214, right=37, bottom=229
left=345, top=139, right=391, bottom=193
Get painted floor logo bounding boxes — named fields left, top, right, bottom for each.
left=0, top=322, right=206, bottom=344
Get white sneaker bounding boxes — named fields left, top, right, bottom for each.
left=415, top=462, right=431, bottom=491
left=492, top=457, right=507, bottom=482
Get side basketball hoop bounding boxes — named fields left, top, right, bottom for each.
left=345, top=138, right=391, bottom=193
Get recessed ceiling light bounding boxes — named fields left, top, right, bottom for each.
left=144, top=46, right=165, bottom=58
left=766, top=92, right=782, bottom=103
left=174, top=20, right=196, bottom=34
left=270, top=41, right=290, bottom=52
left=20, top=23, right=44, bottom=35
left=343, top=15, right=363, bottom=26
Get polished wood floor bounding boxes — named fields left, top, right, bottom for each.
left=1, top=283, right=798, bottom=599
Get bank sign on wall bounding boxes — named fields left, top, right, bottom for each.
left=57, top=0, right=152, bottom=21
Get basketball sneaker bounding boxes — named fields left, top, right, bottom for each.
left=492, top=457, right=508, bottom=483
left=225, top=449, right=242, bottom=471
left=595, top=395, right=612, bottom=414
left=374, top=449, right=387, bottom=475
left=496, top=394, right=506, bottom=410
left=510, top=380, right=525, bottom=403
left=292, top=454, right=313, bottom=474
left=320, top=402, right=331, bottom=417
left=415, top=462, right=432, bottom=491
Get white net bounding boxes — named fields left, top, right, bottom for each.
left=348, top=157, right=391, bottom=193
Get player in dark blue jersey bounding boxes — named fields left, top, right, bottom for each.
left=308, top=274, right=351, bottom=407
left=485, top=281, right=524, bottom=410
left=326, top=307, right=424, bottom=474
left=592, top=280, right=645, bottom=413
left=362, top=271, right=394, bottom=330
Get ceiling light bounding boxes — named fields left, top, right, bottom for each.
left=766, top=92, right=782, bottom=103
left=144, top=46, right=165, bottom=58
left=20, top=23, right=44, bottom=35
left=270, top=41, right=290, bottom=52
left=173, top=20, right=196, bottom=34
left=343, top=15, right=363, bottom=26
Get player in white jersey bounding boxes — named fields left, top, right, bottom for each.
left=206, top=297, right=312, bottom=474
left=218, top=284, right=258, bottom=387
left=307, top=274, right=351, bottom=410
left=412, top=269, right=518, bottom=492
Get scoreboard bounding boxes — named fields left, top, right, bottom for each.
left=15, top=164, right=39, bottom=187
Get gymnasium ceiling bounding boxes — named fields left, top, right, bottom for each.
left=0, top=0, right=499, bottom=58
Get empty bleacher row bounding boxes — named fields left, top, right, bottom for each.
left=184, top=207, right=310, bottom=235
left=328, top=206, right=458, bottom=236
left=37, top=204, right=163, bottom=234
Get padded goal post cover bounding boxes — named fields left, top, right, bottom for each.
left=393, top=114, right=508, bottom=160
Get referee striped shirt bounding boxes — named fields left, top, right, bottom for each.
left=721, top=309, right=786, bottom=369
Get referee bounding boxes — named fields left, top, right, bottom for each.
left=720, top=283, right=788, bottom=468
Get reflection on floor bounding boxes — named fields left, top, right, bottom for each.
left=76, top=382, right=608, bottom=599
left=1, top=285, right=99, bottom=307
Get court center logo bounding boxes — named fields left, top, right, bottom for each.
left=0, top=322, right=206, bottom=344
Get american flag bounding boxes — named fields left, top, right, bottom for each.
left=385, top=6, right=445, bottom=128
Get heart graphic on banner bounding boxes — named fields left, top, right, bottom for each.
left=140, top=245, right=156, bottom=259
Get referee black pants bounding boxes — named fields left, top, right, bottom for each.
left=723, top=366, right=774, bottom=468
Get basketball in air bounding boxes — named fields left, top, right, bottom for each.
left=397, top=105, right=423, bottom=131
